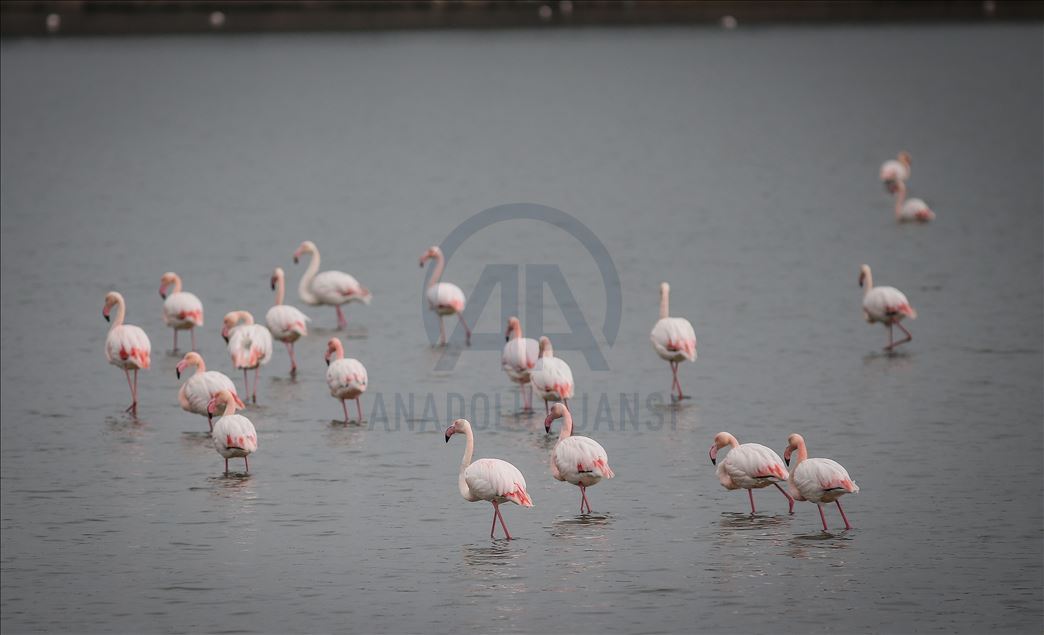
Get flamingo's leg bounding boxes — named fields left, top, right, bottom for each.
left=494, top=502, right=512, bottom=540
left=518, top=382, right=526, bottom=413
left=224, top=457, right=229, bottom=474
left=191, top=327, right=197, bottom=352
left=172, top=328, right=178, bottom=353
left=356, top=398, right=363, bottom=423
left=773, top=482, right=795, bottom=513
left=335, top=305, right=347, bottom=330
left=885, top=323, right=894, bottom=351
left=526, top=384, right=533, bottom=412
left=490, top=504, right=498, bottom=538
left=341, top=399, right=350, bottom=424
left=286, top=341, right=298, bottom=376
left=208, top=413, right=213, bottom=433
left=894, top=321, right=913, bottom=348
left=123, top=369, right=135, bottom=411
left=748, top=488, right=756, bottom=514
left=244, top=456, right=249, bottom=473
left=252, top=367, right=259, bottom=403
left=243, top=369, right=250, bottom=401
left=457, top=313, right=472, bottom=346
left=580, top=485, right=592, bottom=514
left=438, top=317, right=446, bottom=346
left=818, top=504, right=828, bottom=531
left=836, top=500, right=853, bottom=530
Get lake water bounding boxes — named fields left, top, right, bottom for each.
left=1, top=24, right=1041, bottom=634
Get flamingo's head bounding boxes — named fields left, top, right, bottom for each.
left=159, top=272, right=178, bottom=299
left=783, top=433, right=805, bottom=466
left=271, top=267, right=284, bottom=291
left=293, top=240, right=316, bottom=265
left=709, top=431, right=738, bottom=466
left=221, top=312, right=242, bottom=343
left=505, top=316, right=521, bottom=342
left=445, top=418, right=469, bottom=443
left=544, top=402, right=567, bottom=433
left=175, top=352, right=203, bottom=379
left=207, top=389, right=243, bottom=415
left=102, top=291, right=121, bottom=322
left=419, top=246, right=440, bottom=268
left=858, top=264, right=871, bottom=289
left=660, top=281, right=670, bottom=296
left=538, top=336, right=553, bottom=358
left=325, top=337, right=343, bottom=365
left=898, top=150, right=912, bottom=167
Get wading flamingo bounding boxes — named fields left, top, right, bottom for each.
left=266, top=267, right=310, bottom=375
left=545, top=403, right=614, bottom=514
left=419, top=245, right=471, bottom=346
left=502, top=317, right=538, bottom=412
left=445, top=418, right=533, bottom=540
left=879, top=151, right=911, bottom=193
left=784, top=433, right=859, bottom=531
left=530, top=336, right=574, bottom=414
left=208, top=389, right=258, bottom=474
left=859, top=264, right=917, bottom=351
left=175, top=352, right=243, bottom=431
left=222, top=310, right=273, bottom=403
left=325, top=337, right=368, bottom=423
left=651, top=282, right=697, bottom=401
left=893, top=179, right=936, bottom=223
left=293, top=240, right=372, bottom=330
left=709, top=431, right=794, bottom=514
left=103, top=291, right=151, bottom=414
left=159, top=272, right=203, bottom=352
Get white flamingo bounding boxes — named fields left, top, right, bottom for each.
left=445, top=418, right=533, bottom=540
left=159, top=272, right=203, bottom=352
left=650, top=282, right=697, bottom=401
left=530, top=336, right=575, bottom=414
left=709, top=431, right=794, bottom=514
left=175, top=352, right=243, bottom=431
left=102, top=291, right=151, bottom=414
left=879, top=150, right=911, bottom=193
left=419, top=245, right=471, bottom=346
left=221, top=310, right=273, bottom=403
left=292, top=240, right=372, bottom=330
left=208, top=389, right=258, bottom=474
left=784, top=433, right=860, bottom=531
left=859, top=264, right=918, bottom=351
left=325, top=337, right=368, bottom=424
left=545, top=403, right=614, bottom=514
left=502, top=316, right=538, bottom=413
left=893, top=179, right=936, bottom=223
left=266, top=267, right=310, bottom=375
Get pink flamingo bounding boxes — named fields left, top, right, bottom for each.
left=419, top=245, right=471, bottom=346
left=709, top=431, right=794, bottom=514
left=893, top=179, right=936, bottom=223
left=293, top=240, right=372, bottom=330
left=784, top=433, right=860, bottom=531
left=650, top=282, right=697, bottom=401
left=102, top=291, right=151, bottom=414
left=859, top=264, right=917, bottom=351
left=545, top=403, right=614, bottom=514
left=445, top=418, right=533, bottom=540
left=530, top=336, right=574, bottom=414
left=879, top=150, right=911, bottom=193
left=502, top=317, right=538, bottom=412
left=175, top=352, right=243, bottom=431
left=159, top=272, right=203, bottom=353
left=266, top=267, right=310, bottom=375
left=221, top=310, right=273, bottom=403
left=208, top=389, right=258, bottom=474
left=325, top=337, right=368, bottom=423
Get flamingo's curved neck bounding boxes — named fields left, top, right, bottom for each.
left=509, top=323, right=522, bottom=340
left=331, top=341, right=345, bottom=361
left=274, top=274, right=285, bottom=306
left=110, top=298, right=126, bottom=330
left=170, top=274, right=183, bottom=294
left=792, top=440, right=808, bottom=467
left=540, top=341, right=554, bottom=359
left=862, top=269, right=874, bottom=295
left=557, top=409, right=574, bottom=440
left=660, top=287, right=670, bottom=320
left=191, top=355, right=206, bottom=373
left=236, top=311, right=254, bottom=326
left=222, top=401, right=238, bottom=417
left=458, top=423, right=475, bottom=500
left=427, top=251, right=445, bottom=290
left=298, top=248, right=320, bottom=305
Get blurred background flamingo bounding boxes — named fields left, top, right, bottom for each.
left=159, top=271, right=203, bottom=352
left=531, top=336, right=574, bottom=414
left=103, top=291, right=151, bottom=414
left=222, top=310, right=273, bottom=403
left=859, top=264, right=917, bottom=350
left=545, top=403, right=614, bottom=514
left=784, top=433, right=860, bottom=531
left=293, top=240, right=372, bottom=330
left=879, top=150, right=911, bottom=193
left=502, top=316, right=538, bottom=413
left=176, top=352, right=243, bottom=431
left=267, top=266, right=310, bottom=376
left=419, top=245, right=471, bottom=346
left=651, top=282, right=697, bottom=401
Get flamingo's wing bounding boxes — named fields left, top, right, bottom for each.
left=164, top=292, right=204, bottom=326
left=107, top=325, right=152, bottom=369
left=651, top=317, right=697, bottom=361
left=556, top=436, right=614, bottom=479
left=427, top=283, right=465, bottom=313
left=266, top=304, right=310, bottom=337
left=466, top=458, right=533, bottom=507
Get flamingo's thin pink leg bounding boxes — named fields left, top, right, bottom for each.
left=244, top=456, right=249, bottom=473
left=207, top=413, right=213, bottom=433
left=518, top=382, right=526, bottom=413
left=526, top=384, right=533, bottom=412
left=748, top=488, right=757, bottom=514
left=172, top=328, right=178, bottom=353
left=580, top=485, right=592, bottom=514
left=335, top=305, right=347, bottom=330
left=885, top=323, right=894, bottom=351
left=894, top=322, right=912, bottom=348
left=438, top=317, right=446, bottom=346
left=243, top=369, right=250, bottom=401
left=490, top=504, right=498, bottom=538
left=457, top=314, right=472, bottom=346
left=191, top=328, right=197, bottom=352
left=224, top=457, right=229, bottom=474
left=355, top=398, right=363, bottom=423
left=836, top=501, right=852, bottom=530
left=773, top=483, right=795, bottom=513
left=818, top=504, right=828, bottom=531
left=341, top=399, right=349, bottom=423
left=494, top=502, right=512, bottom=540
left=286, top=341, right=297, bottom=375
left=123, top=369, right=135, bottom=411
left=252, top=367, right=259, bottom=403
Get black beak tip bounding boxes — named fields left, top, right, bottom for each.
left=505, top=335, right=510, bottom=342
left=270, top=282, right=275, bottom=290
left=159, top=291, right=166, bottom=298
left=784, top=457, right=790, bottom=466
left=293, top=256, right=299, bottom=264
left=325, top=359, right=330, bottom=366
left=176, top=370, right=181, bottom=379
left=444, top=434, right=451, bottom=443
left=223, top=336, right=229, bottom=344
left=544, top=425, right=551, bottom=434
left=710, top=457, right=716, bottom=466
left=103, top=313, right=109, bottom=322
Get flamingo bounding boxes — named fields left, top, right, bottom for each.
left=102, top=291, right=151, bottom=414
left=709, top=431, right=794, bottom=514
left=445, top=418, right=533, bottom=540
left=292, top=240, right=372, bottom=330
left=545, top=403, right=614, bottom=514
left=784, top=433, right=860, bottom=531
left=325, top=337, right=368, bottom=423
left=266, top=267, right=310, bottom=376
left=208, top=389, right=258, bottom=474
left=175, top=352, right=243, bottom=431
left=859, top=264, right=917, bottom=351
left=221, top=310, right=273, bottom=403
left=893, top=179, right=936, bottom=223
left=879, top=150, right=912, bottom=193
left=502, top=317, right=538, bottom=413
left=419, top=245, right=471, bottom=346
left=530, top=336, right=574, bottom=414
left=159, top=272, right=203, bottom=353
left=650, top=282, right=697, bottom=401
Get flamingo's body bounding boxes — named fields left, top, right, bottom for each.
left=859, top=264, right=917, bottom=351
left=445, top=418, right=533, bottom=540
left=325, top=337, right=368, bottom=423
left=784, top=433, right=859, bottom=531
left=502, top=317, right=539, bottom=412
left=159, top=272, right=203, bottom=352
left=208, top=390, right=258, bottom=474
left=545, top=403, right=614, bottom=513
left=419, top=246, right=471, bottom=345
left=222, top=311, right=273, bottom=403
left=530, top=336, right=574, bottom=414
left=879, top=151, right=912, bottom=193
left=175, top=352, right=242, bottom=431
left=103, top=291, right=151, bottom=414
left=709, top=432, right=794, bottom=514
left=651, top=282, right=697, bottom=401
left=893, top=180, right=935, bottom=223
left=293, top=240, right=372, bottom=330
left=266, top=267, right=310, bottom=375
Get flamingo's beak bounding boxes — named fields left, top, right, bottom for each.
left=544, top=414, right=554, bottom=434
left=293, top=256, right=299, bottom=264
left=103, top=311, right=110, bottom=322
left=159, top=286, right=167, bottom=299
left=783, top=447, right=792, bottom=466
left=221, top=326, right=229, bottom=344
left=445, top=426, right=455, bottom=443
left=858, top=273, right=865, bottom=288
left=709, top=445, right=719, bottom=466
left=270, top=277, right=276, bottom=291
left=176, top=368, right=181, bottom=379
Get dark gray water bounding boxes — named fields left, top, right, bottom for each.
left=2, top=25, right=1041, bottom=634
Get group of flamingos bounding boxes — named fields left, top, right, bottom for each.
left=101, top=157, right=927, bottom=536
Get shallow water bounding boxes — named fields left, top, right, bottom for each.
left=2, top=24, right=1041, bottom=634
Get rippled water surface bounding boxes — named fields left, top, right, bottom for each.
left=2, top=25, right=1041, bottom=634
